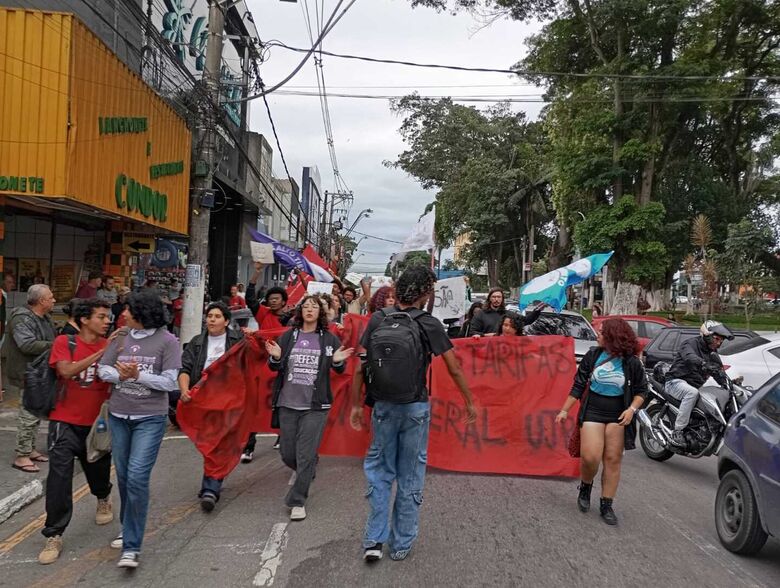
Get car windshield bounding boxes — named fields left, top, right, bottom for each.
left=525, top=313, right=597, bottom=341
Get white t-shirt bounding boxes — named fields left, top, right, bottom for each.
left=204, top=333, right=228, bottom=370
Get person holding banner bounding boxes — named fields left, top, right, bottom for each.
left=265, top=295, right=354, bottom=522
left=497, top=312, right=526, bottom=336
left=178, top=302, right=244, bottom=512
left=555, top=318, right=648, bottom=526
left=351, top=266, right=476, bottom=563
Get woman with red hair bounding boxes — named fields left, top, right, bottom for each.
left=555, top=317, right=648, bottom=526
left=368, top=286, right=396, bottom=313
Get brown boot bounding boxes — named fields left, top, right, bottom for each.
left=38, top=536, right=63, bottom=565
left=96, top=498, right=113, bottom=525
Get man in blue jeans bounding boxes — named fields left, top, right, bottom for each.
left=350, top=266, right=476, bottom=562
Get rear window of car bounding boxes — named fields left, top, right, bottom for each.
left=644, top=321, right=666, bottom=339
left=656, top=331, right=680, bottom=351
left=719, top=336, right=770, bottom=356
left=758, top=385, right=780, bottom=426
left=768, top=347, right=780, bottom=360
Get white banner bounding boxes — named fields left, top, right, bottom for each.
left=432, top=277, right=468, bottom=323
left=400, top=211, right=436, bottom=252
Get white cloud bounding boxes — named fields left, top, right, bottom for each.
left=245, top=0, right=542, bottom=273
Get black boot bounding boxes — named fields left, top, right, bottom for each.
left=577, top=482, right=593, bottom=512
left=600, top=498, right=618, bottom=526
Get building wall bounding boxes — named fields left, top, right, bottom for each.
left=0, top=0, right=143, bottom=72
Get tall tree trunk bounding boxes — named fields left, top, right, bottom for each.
left=612, top=26, right=625, bottom=200
left=639, top=101, right=660, bottom=205
left=610, top=282, right=641, bottom=315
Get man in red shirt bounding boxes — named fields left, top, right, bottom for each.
left=75, top=271, right=102, bottom=299
left=245, top=262, right=289, bottom=331
left=228, top=285, right=247, bottom=311
left=38, top=299, right=118, bottom=565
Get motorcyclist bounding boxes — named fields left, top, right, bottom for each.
left=664, top=320, right=734, bottom=447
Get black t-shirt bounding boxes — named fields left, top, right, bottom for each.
left=360, top=305, right=453, bottom=403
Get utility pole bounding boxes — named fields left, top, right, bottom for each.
left=180, top=0, right=226, bottom=346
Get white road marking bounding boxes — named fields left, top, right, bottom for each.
left=655, top=510, right=764, bottom=588
left=252, top=523, right=289, bottom=587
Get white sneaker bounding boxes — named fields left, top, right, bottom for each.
left=110, top=533, right=123, bottom=549
left=290, top=506, right=306, bottom=521
left=240, top=451, right=253, bottom=463
left=117, top=551, right=139, bottom=569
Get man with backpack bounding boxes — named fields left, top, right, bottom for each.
left=1, top=284, right=56, bottom=473
left=349, top=265, right=477, bottom=563
left=38, top=299, right=117, bottom=565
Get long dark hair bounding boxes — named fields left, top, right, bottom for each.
left=126, top=290, right=168, bottom=329
left=487, top=287, right=505, bottom=312
left=497, top=312, right=524, bottom=336
left=291, top=295, right=329, bottom=332
left=465, top=301, right=483, bottom=322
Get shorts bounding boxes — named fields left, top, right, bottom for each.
left=583, top=392, right=624, bottom=424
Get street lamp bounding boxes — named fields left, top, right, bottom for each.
left=345, top=208, right=372, bottom=237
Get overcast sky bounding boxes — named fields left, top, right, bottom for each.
left=246, top=0, right=542, bottom=274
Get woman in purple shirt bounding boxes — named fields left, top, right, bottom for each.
left=265, top=295, right=354, bottom=522
left=98, top=290, right=181, bottom=569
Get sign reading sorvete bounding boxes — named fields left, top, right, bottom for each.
left=122, top=232, right=155, bottom=253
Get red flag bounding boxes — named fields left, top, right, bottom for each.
left=178, top=317, right=580, bottom=480
left=301, top=244, right=330, bottom=273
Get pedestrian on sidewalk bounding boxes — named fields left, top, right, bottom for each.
left=98, top=290, right=182, bottom=569
left=178, top=301, right=243, bottom=512
left=38, top=299, right=118, bottom=565
left=555, top=317, right=648, bottom=526
left=2, top=284, right=56, bottom=473
left=350, top=266, right=477, bottom=562
left=266, top=295, right=354, bottom=522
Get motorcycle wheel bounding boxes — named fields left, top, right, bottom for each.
left=715, top=469, right=768, bottom=555
left=639, top=403, right=674, bottom=461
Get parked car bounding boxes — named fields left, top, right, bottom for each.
left=641, top=326, right=761, bottom=370
left=591, top=315, right=676, bottom=352
left=523, top=309, right=599, bottom=362
left=715, top=373, right=780, bottom=555
left=718, top=334, right=780, bottom=390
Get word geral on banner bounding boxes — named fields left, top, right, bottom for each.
left=177, top=315, right=580, bottom=480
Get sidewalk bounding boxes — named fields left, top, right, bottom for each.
left=0, top=391, right=48, bottom=525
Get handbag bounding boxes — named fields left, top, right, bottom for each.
left=86, top=401, right=112, bottom=463
left=567, top=355, right=613, bottom=458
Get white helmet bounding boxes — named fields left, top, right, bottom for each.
left=700, top=320, right=734, bottom=341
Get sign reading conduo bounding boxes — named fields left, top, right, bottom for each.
left=0, top=11, right=191, bottom=235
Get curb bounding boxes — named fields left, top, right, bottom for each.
left=0, top=479, right=44, bottom=525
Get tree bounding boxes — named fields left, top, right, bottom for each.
left=388, top=96, right=552, bottom=288
left=718, top=217, right=779, bottom=329
left=385, top=250, right=432, bottom=280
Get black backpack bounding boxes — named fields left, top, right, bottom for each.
left=365, top=308, right=427, bottom=404
left=23, top=335, right=76, bottom=418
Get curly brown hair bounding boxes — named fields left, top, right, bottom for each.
left=600, top=317, right=640, bottom=357
left=369, top=286, right=395, bottom=313
left=291, top=295, right=330, bottom=332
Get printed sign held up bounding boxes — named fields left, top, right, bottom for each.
left=250, top=242, right=275, bottom=265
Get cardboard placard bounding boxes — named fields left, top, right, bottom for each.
left=306, top=281, right=334, bottom=295
left=344, top=272, right=364, bottom=286
left=250, top=242, right=275, bottom=264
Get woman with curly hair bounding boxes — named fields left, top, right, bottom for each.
left=98, top=290, right=182, bottom=568
left=368, top=285, right=396, bottom=313
left=264, top=295, right=354, bottom=521
left=555, top=317, right=648, bottom=526
left=496, top=312, right=525, bottom=336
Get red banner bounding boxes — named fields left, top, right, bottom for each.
left=177, top=315, right=580, bottom=479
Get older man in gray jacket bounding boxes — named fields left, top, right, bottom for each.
left=1, top=285, right=56, bottom=472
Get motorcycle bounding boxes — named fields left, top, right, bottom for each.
left=637, top=356, right=753, bottom=461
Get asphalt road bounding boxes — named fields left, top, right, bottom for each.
left=1, top=432, right=778, bottom=588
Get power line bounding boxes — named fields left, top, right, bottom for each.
left=350, top=230, right=404, bottom=244
left=266, top=43, right=780, bottom=84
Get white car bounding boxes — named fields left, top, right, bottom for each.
left=720, top=333, right=780, bottom=389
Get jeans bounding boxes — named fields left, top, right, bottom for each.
left=278, top=408, right=328, bottom=507
left=200, top=475, right=223, bottom=499
left=110, top=414, right=167, bottom=553
left=43, top=421, right=112, bottom=538
left=363, top=401, right=430, bottom=555
left=665, top=378, right=699, bottom=431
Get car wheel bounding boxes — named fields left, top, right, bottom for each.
left=715, top=469, right=768, bottom=555
left=639, top=403, right=674, bottom=461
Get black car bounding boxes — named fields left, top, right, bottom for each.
left=641, top=326, right=761, bottom=369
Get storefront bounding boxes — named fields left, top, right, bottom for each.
left=0, top=9, right=191, bottom=309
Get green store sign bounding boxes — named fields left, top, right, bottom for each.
left=99, top=116, right=148, bottom=135
left=115, top=174, right=168, bottom=222
left=150, top=161, right=184, bottom=179
left=0, top=175, right=44, bottom=193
